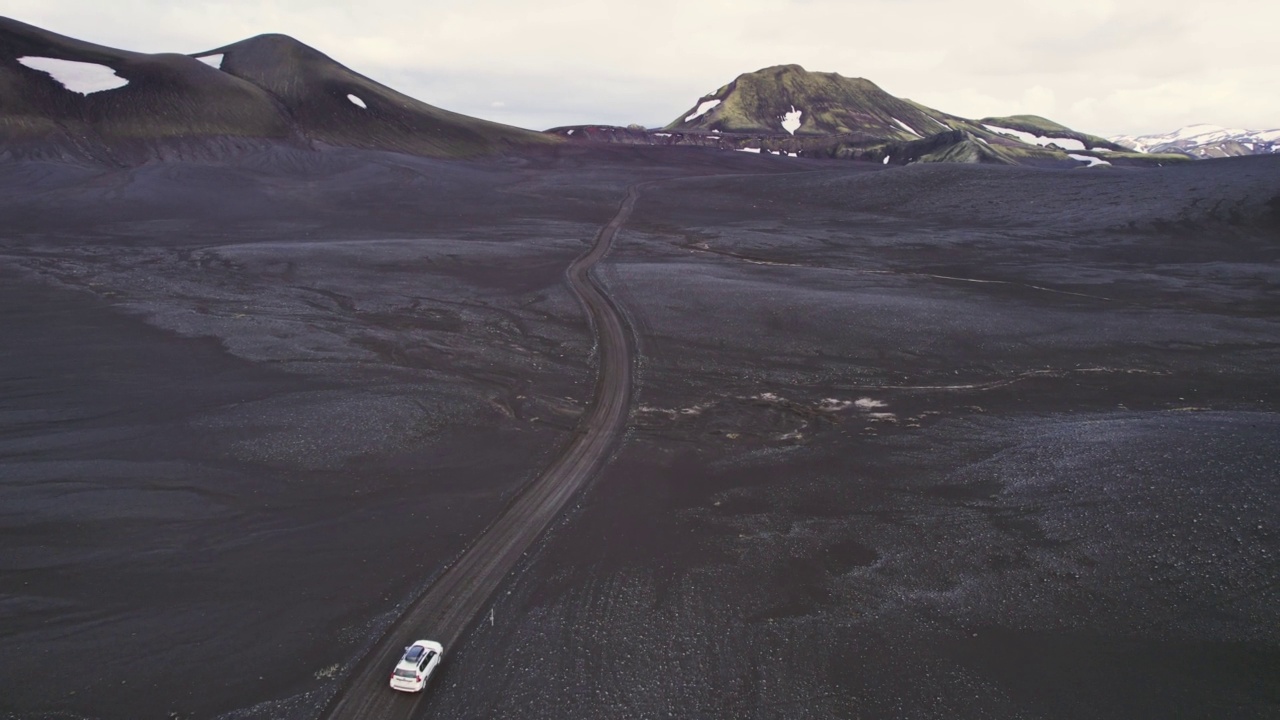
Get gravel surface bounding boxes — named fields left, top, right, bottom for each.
left=0, top=147, right=1276, bottom=719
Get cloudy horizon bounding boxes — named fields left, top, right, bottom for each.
left=5, top=0, right=1278, bottom=137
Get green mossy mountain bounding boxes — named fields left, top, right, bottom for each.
left=661, top=65, right=1169, bottom=166
left=666, top=64, right=959, bottom=141
left=0, top=16, right=556, bottom=162
left=979, top=114, right=1126, bottom=152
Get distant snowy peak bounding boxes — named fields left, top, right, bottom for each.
left=1111, top=125, right=1280, bottom=158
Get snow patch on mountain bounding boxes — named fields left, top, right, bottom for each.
left=983, top=124, right=1085, bottom=151
left=685, top=99, right=721, bottom=123
left=347, top=94, right=367, bottom=109
left=890, top=117, right=921, bottom=136
left=892, top=118, right=922, bottom=137
left=781, top=106, right=802, bottom=134
left=1068, top=153, right=1111, bottom=167
left=17, top=56, right=128, bottom=94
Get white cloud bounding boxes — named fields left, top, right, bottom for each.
left=6, top=0, right=1279, bottom=135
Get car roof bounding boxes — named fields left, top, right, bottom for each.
left=399, top=639, right=443, bottom=664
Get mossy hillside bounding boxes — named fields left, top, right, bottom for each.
left=829, top=130, right=1070, bottom=166
left=665, top=65, right=1135, bottom=166
left=667, top=64, right=958, bottom=142
left=989, top=114, right=1074, bottom=134
left=901, top=99, right=969, bottom=131
left=980, top=114, right=1126, bottom=151
left=976, top=117, right=1192, bottom=165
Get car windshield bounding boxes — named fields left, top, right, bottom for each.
left=393, top=669, right=417, bottom=678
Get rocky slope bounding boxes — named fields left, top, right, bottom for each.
left=0, top=16, right=556, bottom=163
left=1111, top=124, right=1280, bottom=159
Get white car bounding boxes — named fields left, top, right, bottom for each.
left=388, top=639, right=443, bottom=692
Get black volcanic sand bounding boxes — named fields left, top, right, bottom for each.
left=0, top=145, right=803, bottom=719
left=430, top=158, right=1280, bottom=719
left=1, top=148, right=1278, bottom=719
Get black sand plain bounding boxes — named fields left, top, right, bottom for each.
left=1, top=146, right=1278, bottom=719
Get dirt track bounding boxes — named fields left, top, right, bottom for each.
left=319, top=184, right=641, bottom=719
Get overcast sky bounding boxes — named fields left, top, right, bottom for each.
left=7, top=0, right=1278, bottom=136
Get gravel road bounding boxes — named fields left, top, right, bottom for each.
left=319, top=185, right=641, bottom=719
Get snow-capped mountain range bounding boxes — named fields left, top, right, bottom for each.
left=1111, top=124, right=1280, bottom=159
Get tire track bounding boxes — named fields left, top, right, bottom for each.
left=319, top=184, right=641, bottom=719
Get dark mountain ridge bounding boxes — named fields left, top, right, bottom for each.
left=1, top=17, right=292, bottom=162
left=197, top=33, right=555, bottom=158
left=0, top=17, right=555, bottom=163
